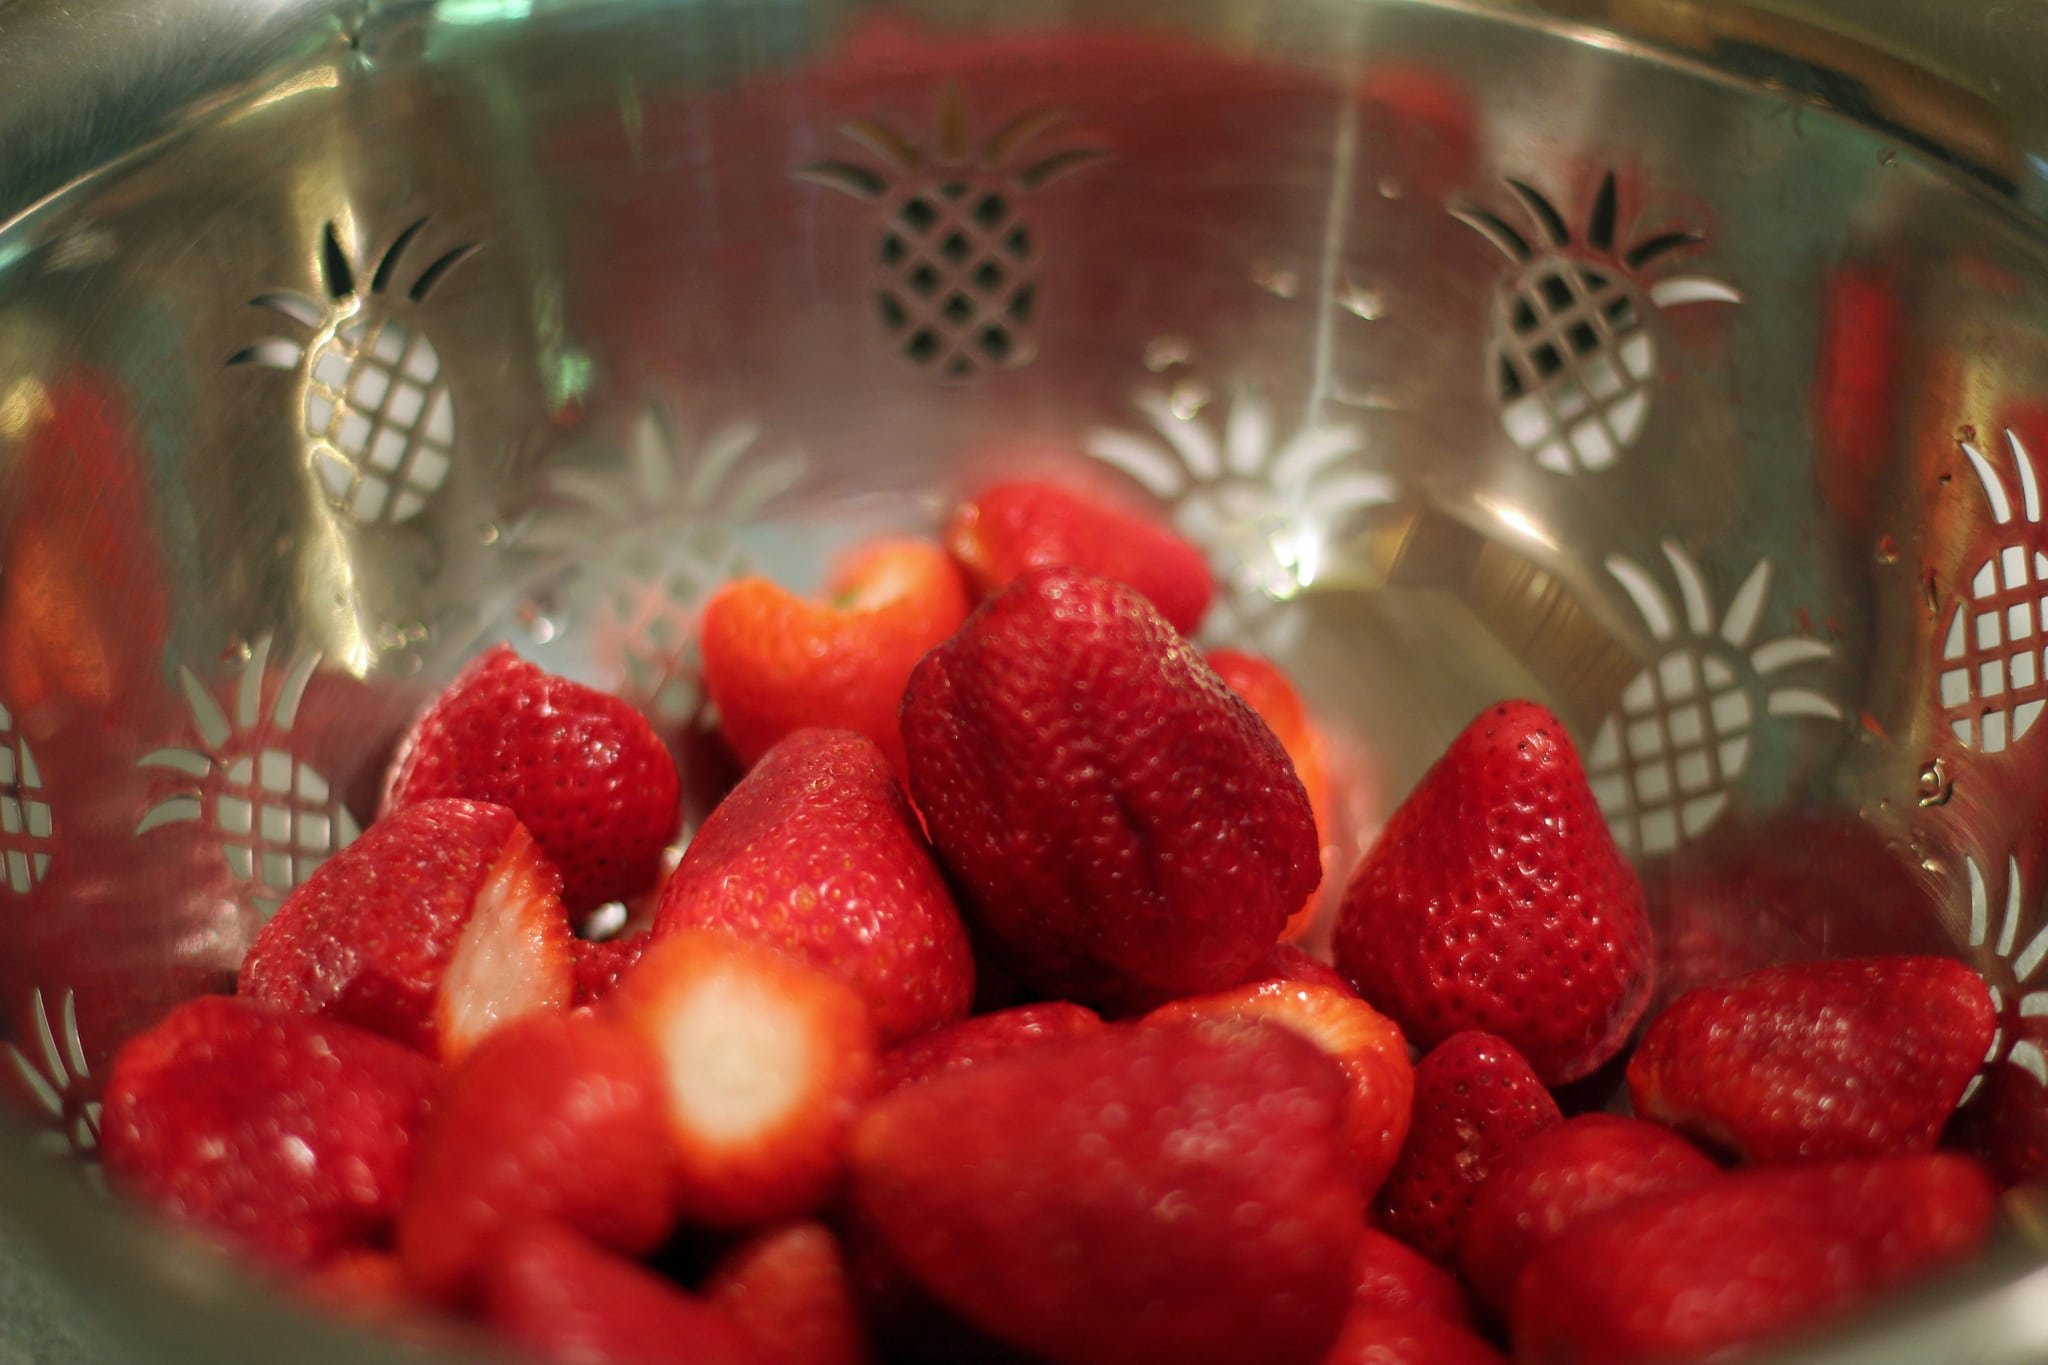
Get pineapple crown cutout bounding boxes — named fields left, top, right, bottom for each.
left=1960, top=853, right=2048, bottom=1104
left=135, top=635, right=361, bottom=915
left=797, top=86, right=1108, bottom=380
left=1588, top=540, right=1842, bottom=857
left=1451, top=172, right=1740, bottom=476
left=3, top=988, right=99, bottom=1159
left=0, top=698, right=51, bottom=895
left=228, top=218, right=479, bottom=526
left=1083, top=384, right=1397, bottom=655
left=1941, top=429, right=2048, bottom=754
left=518, top=408, right=805, bottom=725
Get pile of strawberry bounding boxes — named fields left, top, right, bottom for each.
left=94, top=478, right=2005, bottom=1365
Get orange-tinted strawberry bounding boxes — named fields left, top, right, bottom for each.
left=1207, top=648, right=1334, bottom=942
left=946, top=479, right=1213, bottom=634
left=100, top=997, right=440, bottom=1270
left=240, top=798, right=573, bottom=1063
left=1628, top=955, right=1996, bottom=1163
left=611, top=930, right=879, bottom=1227
left=654, top=729, right=972, bottom=1044
left=1150, top=980, right=1413, bottom=1198
left=701, top=538, right=968, bottom=776
left=1343, top=1228, right=1474, bottom=1325
left=705, top=1222, right=872, bottom=1365
left=876, top=1001, right=1104, bottom=1094
left=296, top=1251, right=418, bottom=1325
left=902, top=567, right=1319, bottom=1008
left=1335, top=701, right=1653, bottom=1085
left=383, top=645, right=681, bottom=913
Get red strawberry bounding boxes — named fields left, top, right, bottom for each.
left=1628, top=955, right=1996, bottom=1163
left=946, top=479, right=1213, bottom=634
left=705, top=1221, right=872, bottom=1365
left=99, top=997, right=439, bottom=1269
left=298, top=1251, right=411, bottom=1319
left=1510, top=1153, right=1996, bottom=1364
left=839, top=1199, right=1043, bottom=1365
left=654, top=729, right=973, bottom=1043
left=574, top=931, right=651, bottom=1007
left=1207, top=648, right=1334, bottom=942
left=1334, top=700, right=1653, bottom=1085
left=611, top=930, right=879, bottom=1227
left=480, top=1222, right=764, bottom=1365
left=850, top=1018, right=1363, bottom=1365
left=877, top=1001, right=1104, bottom=1094
left=1458, top=1114, right=1720, bottom=1312
left=1253, top=942, right=1358, bottom=995
left=902, top=567, right=1320, bottom=1007
left=1149, top=980, right=1413, bottom=1197
left=1376, top=1031, right=1560, bottom=1264
left=383, top=645, right=681, bottom=912
left=1323, top=1312, right=1506, bottom=1365
left=701, top=538, right=969, bottom=777
left=396, top=1011, right=674, bottom=1306
left=1344, top=1228, right=1473, bottom=1324
left=1950, top=1016, right=2048, bottom=1188
left=240, top=798, right=573, bottom=1062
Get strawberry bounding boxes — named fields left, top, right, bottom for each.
left=839, top=1199, right=1043, bottom=1365
left=1376, top=1031, right=1560, bottom=1264
left=611, top=929, right=879, bottom=1227
left=902, top=567, right=1320, bottom=1007
left=705, top=1221, right=872, bottom=1365
left=1628, top=955, right=1996, bottom=1163
left=99, top=997, right=439, bottom=1269
left=850, top=1018, right=1363, bottom=1365
left=383, top=645, right=681, bottom=912
left=1950, top=1016, right=2048, bottom=1188
left=1207, top=648, right=1334, bottom=942
left=240, top=798, right=573, bottom=1062
left=574, top=930, right=651, bottom=1007
left=480, top=1222, right=764, bottom=1365
left=654, top=729, right=973, bottom=1043
left=1254, top=942, right=1358, bottom=995
left=946, top=479, right=1213, bottom=634
left=1458, top=1114, right=1720, bottom=1313
left=1149, top=980, right=1413, bottom=1197
left=395, top=1011, right=674, bottom=1306
left=1509, top=1153, right=1996, bottom=1364
left=1343, top=1228, right=1474, bottom=1325
left=877, top=1000, right=1104, bottom=1094
left=1334, top=700, right=1653, bottom=1085
left=1323, top=1312, right=1506, bottom=1365
left=701, top=538, right=969, bottom=776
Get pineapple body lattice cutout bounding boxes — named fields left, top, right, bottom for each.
left=0, top=700, right=51, bottom=895
left=1588, top=542, right=1841, bottom=856
left=800, top=89, right=1106, bottom=379
left=1941, top=431, right=2048, bottom=754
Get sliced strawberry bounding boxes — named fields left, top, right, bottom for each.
left=383, top=645, right=682, bottom=912
left=1459, top=1113, right=1720, bottom=1313
left=654, top=729, right=973, bottom=1044
left=1149, top=980, right=1412, bottom=1198
left=396, top=1010, right=674, bottom=1306
left=1628, top=954, right=1996, bottom=1163
left=946, top=479, right=1213, bottom=634
left=876, top=1001, right=1104, bottom=1094
left=851, top=1018, right=1362, bottom=1365
left=1250, top=942, right=1357, bottom=995
left=611, top=929, right=878, bottom=1227
left=705, top=1221, right=871, bottom=1365
left=574, top=931, right=651, bottom=1007
left=1376, top=1031, right=1560, bottom=1264
left=99, top=997, right=440, bottom=1269
left=480, top=1222, right=764, bottom=1365
left=1335, top=700, right=1653, bottom=1085
left=1344, top=1228, right=1474, bottom=1325
left=1510, top=1153, right=1996, bottom=1364
left=1324, top=1312, right=1506, bottom=1365
left=701, top=538, right=969, bottom=777
left=1207, top=648, right=1334, bottom=942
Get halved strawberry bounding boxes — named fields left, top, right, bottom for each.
left=611, top=930, right=879, bottom=1227
left=1207, top=649, right=1334, bottom=942
left=1149, top=980, right=1413, bottom=1198
left=383, top=645, right=682, bottom=913
left=876, top=1001, right=1104, bottom=1095
left=705, top=1221, right=872, bottom=1365
left=946, top=479, right=1213, bottom=634
left=240, top=798, right=573, bottom=1063
left=701, top=538, right=969, bottom=777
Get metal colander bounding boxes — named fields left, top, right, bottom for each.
left=6, top=0, right=2048, bottom=1360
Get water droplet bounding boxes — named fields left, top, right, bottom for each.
left=1878, top=148, right=1898, bottom=168
left=1251, top=262, right=1299, bottom=300
left=1875, top=534, right=1899, bottom=564
left=220, top=640, right=253, bottom=665
left=1377, top=176, right=1404, bottom=200
left=477, top=521, right=502, bottom=546
left=1923, top=858, right=1946, bottom=876
left=517, top=601, right=559, bottom=645
left=1916, top=758, right=1954, bottom=808
left=1143, top=335, right=1192, bottom=373
left=1925, top=570, right=1941, bottom=616
left=1168, top=380, right=1212, bottom=422
left=1336, top=278, right=1384, bottom=321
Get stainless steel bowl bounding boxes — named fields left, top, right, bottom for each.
left=6, top=0, right=2048, bottom=1359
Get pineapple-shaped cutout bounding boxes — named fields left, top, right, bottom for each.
left=1588, top=540, right=1842, bottom=856
left=229, top=219, right=478, bottom=525
left=799, top=87, right=1107, bottom=378
left=1085, top=385, right=1397, bottom=654
left=136, top=636, right=360, bottom=914
left=0, top=699, right=52, bottom=895
left=1961, top=853, right=2048, bottom=1104
left=3, top=988, right=99, bottom=1158
left=520, top=410, right=805, bottom=725
left=1941, top=430, right=2048, bottom=754
left=1452, top=172, right=1740, bottom=474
